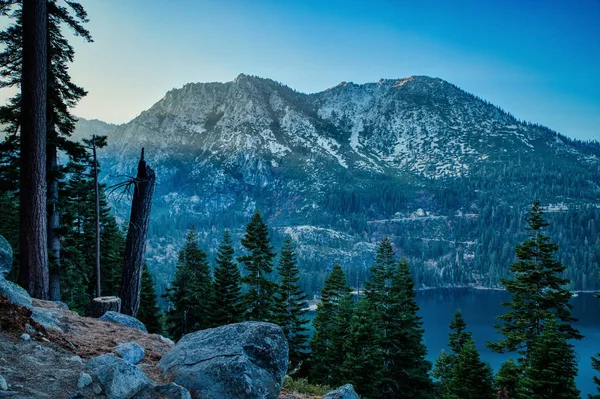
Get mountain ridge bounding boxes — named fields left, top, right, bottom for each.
left=73, top=74, right=600, bottom=298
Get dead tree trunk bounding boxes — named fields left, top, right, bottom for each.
left=91, top=296, right=121, bottom=318
left=92, top=135, right=101, bottom=298
left=119, top=149, right=155, bottom=317
left=18, top=0, right=49, bottom=299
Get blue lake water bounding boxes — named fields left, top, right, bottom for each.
left=307, top=288, right=600, bottom=397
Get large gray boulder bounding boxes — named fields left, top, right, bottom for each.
left=158, top=322, right=288, bottom=399
left=85, top=354, right=151, bottom=399
left=100, top=311, right=148, bottom=333
left=323, top=384, right=360, bottom=399
left=115, top=342, right=145, bottom=365
left=0, top=277, right=32, bottom=309
left=0, top=235, right=12, bottom=278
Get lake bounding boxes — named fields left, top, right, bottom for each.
left=306, top=288, right=600, bottom=397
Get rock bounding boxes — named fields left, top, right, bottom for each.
left=85, top=354, right=151, bottom=399
left=158, top=322, right=288, bottom=399
left=24, top=324, right=36, bottom=335
left=0, top=236, right=12, bottom=278
left=322, top=384, right=360, bottom=399
left=20, top=333, right=30, bottom=341
left=31, top=306, right=63, bottom=332
left=54, top=301, right=69, bottom=310
left=0, top=278, right=32, bottom=309
left=77, top=372, right=93, bottom=389
left=134, top=383, right=192, bottom=399
left=0, top=374, right=7, bottom=390
left=115, top=342, right=145, bottom=365
left=99, top=311, right=148, bottom=333
left=159, top=335, right=175, bottom=345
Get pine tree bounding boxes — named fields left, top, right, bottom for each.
left=489, top=201, right=581, bottom=362
left=164, top=226, right=213, bottom=339
left=522, top=316, right=580, bottom=399
left=384, top=258, right=434, bottom=398
left=273, top=237, right=309, bottom=370
left=433, top=310, right=473, bottom=398
left=449, top=337, right=495, bottom=399
left=590, top=354, right=600, bottom=399
left=138, top=263, right=163, bottom=334
left=495, top=358, right=522, bottom=399
left=310, top=264, right=353, bottom=385
left=238, top=211, right=276, bottom=322
left=341, top=297, right=384, bottom=399
left=212, top=230, right=243, bottom=326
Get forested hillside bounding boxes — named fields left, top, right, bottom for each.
left=72, top=74, right=600, bottom=297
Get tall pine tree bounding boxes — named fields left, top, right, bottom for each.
left=212, top=230, right=243, bottom=326
left=273, top=237, right=309, bottom=370
left=489, top=201, right=581, bottom=363
left=310, top=264, right=353, bottom=385
left=238, top=211, right=276, bottom=322
left=521, top=316, right=580, bottom=399
left=448, top=337, right=496, bottom=399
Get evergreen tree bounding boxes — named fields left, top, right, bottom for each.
left=522, top=316, right=580, bottom=399
left=138, top=263, right=163, bottom=334
left=238, top=211, right=276, bottom=322
left=212, top=230, right=243, bottom=326
left=341, top=297, right=384, bottom=399
left=489, top=201, right=581, bottom=362
left=495, top=358, right=522, bottom=399
left=384, top=258, right=433, bottom=398
left=432, top=310, right=473, bottom=399
left=448, top=337, right=495, bottom=399
left=590, top=354, right=600, bottom=399
left=164, top=226, right=213, bottom=339
left=273, top=237, right=309, bottom=370
left=310, top=264, right=353, bottom=385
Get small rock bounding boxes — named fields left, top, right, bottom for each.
left=0, top=374, right=8, bottom=390
left=134, top=382, right=191, bottom=399
left=67, top=355, right=84, bottom=364
left=114, top=342, right=145, bottom=365
left=85, top=354, right=150, bottom=399
left=54, top=301, right=69, bottom=310
left=99, top=311, right=147, bottom=333
left=0, top=235, right=12, bottom=278
left=0, top=277, right=32, bottom=309
left=77, top=372, right=93, bottom=389
left=92, top=383, right=103, bottom=394
left=20, top=333, right=30, bottom=341
left=323, top=384, right=360, bottom=399
left=158, top=335, right=175, bottom=345
left=24, top=324, right=36, bottom=335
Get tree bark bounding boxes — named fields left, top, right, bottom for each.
left=93, top=135, right=101, bottom=298
left=18, top=0, right=49, bottom=299
left=91, top=296, right=121, bottom=318
left=119, top=149, right=155, bottom=317
left=48, top=137, right=61, bottom=301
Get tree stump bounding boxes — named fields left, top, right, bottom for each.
left=91, top=296, right=121, bottom=318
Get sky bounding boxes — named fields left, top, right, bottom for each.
left=10, top=0, right=600, bottom=140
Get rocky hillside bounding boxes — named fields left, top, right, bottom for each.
left=74, top=74, right=600, bottom=296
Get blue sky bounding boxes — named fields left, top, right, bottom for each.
left=61, top=0, right=600, bottom=140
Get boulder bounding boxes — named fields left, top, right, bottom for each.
left=99, top=311, right=148, bottom=333
left=134, top=383, right=192, bottom=399
left=322, top=384, right=360, bottom=399
left=85, top=354, right=151, bottom=399
left=0, top=277, right=32, bottom=309
left=115, top=342, right=145, bottom=365
left=158, top=322, right=288, bottom=399
left=31, top=306, right=63, bottom=332
left=0, top=235, right=12, bottom=278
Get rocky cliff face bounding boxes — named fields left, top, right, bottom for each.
left=74, top=74, right=600, bottom=296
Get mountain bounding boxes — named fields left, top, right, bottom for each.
left=74, top=74, right=600, bottom=298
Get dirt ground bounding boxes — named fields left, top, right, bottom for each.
left=0, top=296, right=318, bottom=398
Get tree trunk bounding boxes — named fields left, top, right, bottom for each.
left=119, top=149, right=155, bottom=317
left=48, top=138, right=61, bottom=301
left=18, top=0, right=49, bottom=299
left=91, top=296, right=121, bottom=318
left=93, top=135, right=101, bottom=298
